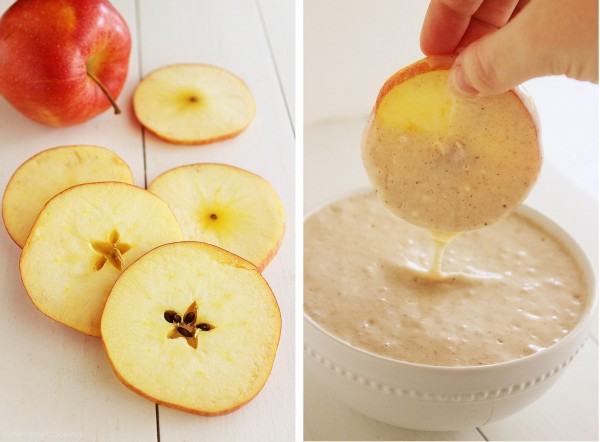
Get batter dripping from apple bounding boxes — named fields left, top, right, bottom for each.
left=362, top=56, right=542, bottom=279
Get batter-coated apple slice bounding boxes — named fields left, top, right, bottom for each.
left=362, top=56, right=542, bottom=232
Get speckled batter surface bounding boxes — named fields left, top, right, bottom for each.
left=304, top=192, right=587, bottom=366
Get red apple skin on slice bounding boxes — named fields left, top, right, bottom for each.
left=0, top=0, right=131, bottom=126
left=361, top=56, right=542, bottom=232
left=19, top=182, right=183, bottom=337
left=372, top=56, right=456, bottom=113
left=2, top=145, right=134, bottom=248
left=101, top=241, right=281, bottom=416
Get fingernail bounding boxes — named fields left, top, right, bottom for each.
left=449, top=65, right=479, bottom=97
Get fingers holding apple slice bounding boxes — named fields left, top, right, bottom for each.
left=2, top=145, right=134, bottom=248
left=20, top=182, right=183, bottom=337
left=101, top=241, right=281, bottom=416
left=133, top=64, right=256, bottom=145
left=148, top=164, right=285, bottom=271
left=361, top=56, right=542, bottom=232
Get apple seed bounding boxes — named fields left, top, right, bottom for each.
left=177, top=326, right=194, bottom=338
left=165, top=301, right=212, bottom=347
left=184, top=311, right=196, bottom=324
left=167, top=328, right=181, bottom=339
left=164, top=311, right=177, bottom=323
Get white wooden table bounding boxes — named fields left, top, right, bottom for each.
left=0, top=1, right=294, bottom=441
left=304, top=0, right=598, bottom=440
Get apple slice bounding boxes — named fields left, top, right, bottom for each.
left=101, top=241, right=281, bottom=416
left=2, top=145, right=134, bottom=248
left=147, top=164, right=285, bottom=271
left=361, top=56, right=542, bottom=232
left=133, top=64, right=256, bottom=145
left=20, top=182, right=183, bottom=337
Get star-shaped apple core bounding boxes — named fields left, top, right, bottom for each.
left=91, top=229, right=131, bottom=271
left=164, top=301, right=214, bottom=349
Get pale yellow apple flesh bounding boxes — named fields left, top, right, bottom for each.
left=101, top=241, right=281, bottom=416
left=362, top=57, right=542, bottom=232
left=2, top=145, right=134, bottom=247
left=148, top=164, right=285, bottom=271
left=20, top=182, right=183, bottom=336
left=133, top=64, right=256, bottom=145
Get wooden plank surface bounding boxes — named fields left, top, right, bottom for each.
left=137, top=1, right=295, bottom=441
left=0, top=1, right=157, bottom=440
left=257, top=0, right=295, bottom=128
left=0, top=0, right=295, bottom=441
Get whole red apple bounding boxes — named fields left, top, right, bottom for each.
left=0, top=0, right=131, bottom=126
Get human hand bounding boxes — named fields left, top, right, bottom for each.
left=420, top=0, right=598, bottom=97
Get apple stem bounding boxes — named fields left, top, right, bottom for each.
left=86, top=71, right=121, bottom=115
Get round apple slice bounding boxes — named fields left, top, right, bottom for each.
left=133, top=64, right=256, bottom=145
left=20, top=182, right=183, bottom=337
left=148, top=164, right=285, bottom=271
left=2, top=145, right=134, bottom=248
left=361, top=56, right=542, bottom=232
left=101, top=241, right=281, bottom=416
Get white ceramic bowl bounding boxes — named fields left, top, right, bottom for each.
left=304, top=196, right=597, bottom=431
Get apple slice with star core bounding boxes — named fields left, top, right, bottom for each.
left=20, top=182, right=183, bottom=337
left=147, top=164, right=285, bottom=271
left=101, top=241, right=281, bottom=416
left=361, top=56, right=542, bottom=232
left=133, top=64, right=256, bottom=145
left=2, top=145, right=134, bottom=248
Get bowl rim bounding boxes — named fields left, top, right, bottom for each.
left=303, top=186, right=598, bottom=373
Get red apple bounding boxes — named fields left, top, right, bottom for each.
left=0, top=0, right=131, bottom=126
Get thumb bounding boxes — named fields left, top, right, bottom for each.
left=448, top=0, right=598, bottom=97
